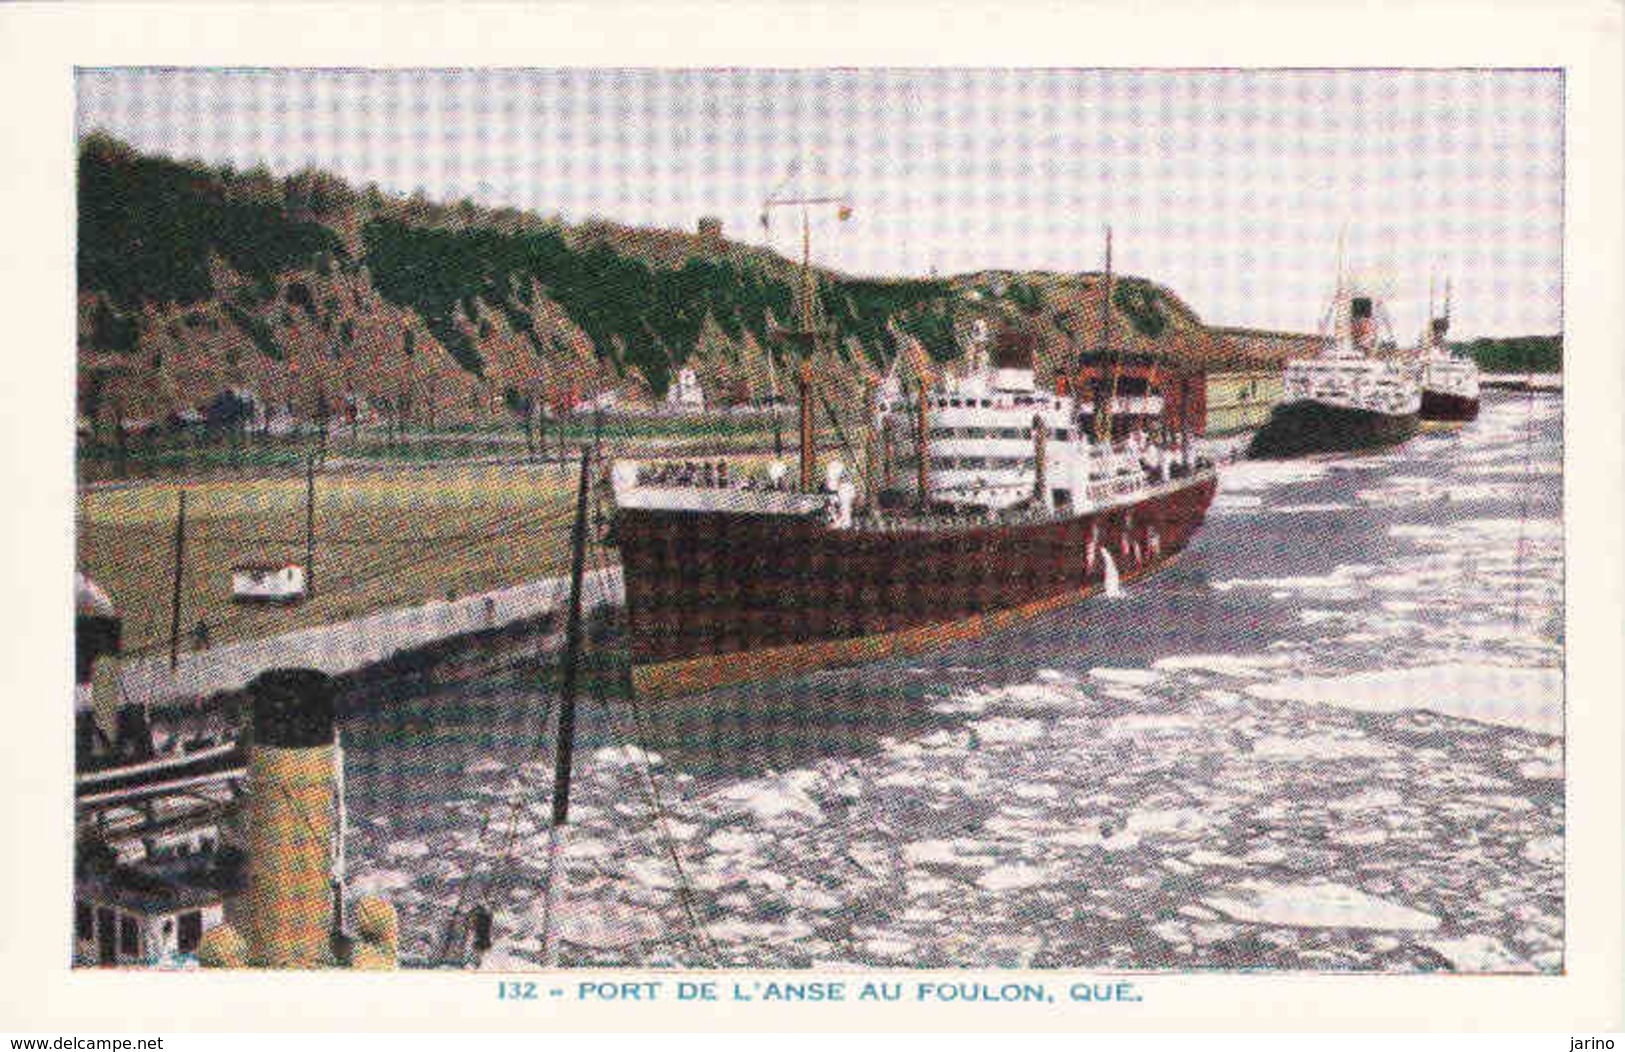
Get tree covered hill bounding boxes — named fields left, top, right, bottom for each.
left=76, top=134, right=1296, bottom=431
left=1450, top=335, right=1563, bottom=374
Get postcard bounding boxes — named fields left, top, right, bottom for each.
left=2, top=0, right=1620, bottom=1035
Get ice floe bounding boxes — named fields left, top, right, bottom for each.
left=1125, top=808, right=1211, bottom=837
left=968, top=716, right=1047, bottom=745
left=1211, top=565, right=1369, bottom=600
left=978, top=861, right=1064, bottom=891
left=1153, top=653, right=1293, bottom=679
left=1270, top=503, right=1355, bottom=515
left=1105, top=714, right=1200, bottom=737
left=1211, top=493, right=1264, bottom=514
left=1520, top=836, right=1562, bottom=866
left=592, top=744, right=664, bottom=768
left=1218, top=460, right=1331, bottom=492
left=1088, top=666, right=1160, bottom=687
left=1424, top=935, right=1535, bottom=973
left=1246, top=663, right=1562, bottom=737
left=708, top=777, right=825, bottom=825
left=1203, top=880, right=1440, bottom=931
left=1327, top=788, right=1403, bottom=813
left=1250, top=733, right=1396, bottom=762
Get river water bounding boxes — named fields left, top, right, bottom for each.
left=342, top=390, right=1564, bottom=973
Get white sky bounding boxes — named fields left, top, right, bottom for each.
left=77, top=67, right=1563, bottom=339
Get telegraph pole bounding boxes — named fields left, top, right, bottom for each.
left=168, top=490, right=187, bottom=669
left=305, top=450, right=317, bottom=598
left=551, top=445, right=593, bottom=827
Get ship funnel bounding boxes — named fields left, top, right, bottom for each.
left=1350, top=296, right=1377, bottom=350
left=243, top=667, right=339, bottom=968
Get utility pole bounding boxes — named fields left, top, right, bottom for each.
left=915, top=378, right=930, bottom=512
left=551, top=445, right=592, bottom=827
left=168, top=490, right=187, bottom=670
left=305, top=450, right=317, bottom=598
left=538, top=445, right=594, bottom=967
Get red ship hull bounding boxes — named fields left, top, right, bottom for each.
left=616, top=472, right=1218, bottom=698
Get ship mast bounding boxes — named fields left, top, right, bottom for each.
left=1325, top=225, right=1350, bottom=354
left=1095, top=227, right=1120, bottom=444
left=760, top=162, right=852, bottom=493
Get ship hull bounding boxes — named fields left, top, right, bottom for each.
left=1419, top=388, right=1480, bottom=423
left=617, top=473, right=1217, bottom=699
left=1247, top=400, right=1419, bottom=459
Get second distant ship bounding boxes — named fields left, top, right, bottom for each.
left=1249, top=246, right=1420, bottom=459
left=1416, top=277, right=1481, bottom=423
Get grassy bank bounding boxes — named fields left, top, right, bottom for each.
left=78, top=411, right=823, bottom=481
left=77, top=463, right=583, bottom=658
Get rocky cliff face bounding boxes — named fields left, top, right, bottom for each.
left=76, top=135, right=1310, bottom=433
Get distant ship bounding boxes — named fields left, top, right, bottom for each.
left=1416, top=277, right=1480, bottom=423
left=1249, top=240, right=1420, bottom=459
left=610, top=220, right=1217, bottom=700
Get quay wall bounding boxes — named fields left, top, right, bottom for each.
left=114, top=567, right=625, bottom=708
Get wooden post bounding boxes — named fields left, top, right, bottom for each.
left=1033, top=414, right=1048, bottom=509
left=113, top=399, right=128, bottom=479
left=798, top=361, right=815, bottom=492
left=861, top=377, right=879, bottom=512
left=915, top=379, right=929, bottom=512
left=551, top=446, right=592, bottom=827
left=881, top=415, right=893, bottom=493
left=168, top=490, right=187, bottom=670
left=304, top=451, right=317, bottom=598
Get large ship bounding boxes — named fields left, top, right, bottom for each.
left=1248, top=242, right=1421, bottom=459
left=610, top=218, right=1217, bottom=700
left=1415, top=277, right=1480, bottom=423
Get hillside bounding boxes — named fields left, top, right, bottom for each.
left=76, top=134, right=1297, bottom=436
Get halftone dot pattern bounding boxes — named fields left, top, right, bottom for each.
left=77, top=67, right=1561, bottom=337
left=74, top=67, right=1563, bottom=972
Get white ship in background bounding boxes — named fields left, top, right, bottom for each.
left=1249, top=238, right=1421, bottom=459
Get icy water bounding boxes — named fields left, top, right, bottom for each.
left=343, top=390, right=1564, bottom=973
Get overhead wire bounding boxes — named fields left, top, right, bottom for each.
left=582, top=521, right=719, bottom=966
left=119, top=492, right=581, bottom=661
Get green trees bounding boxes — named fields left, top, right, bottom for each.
left=1113, top=278, right=1170, bottom=339
left=78, top=137, right=343, bottom=309
left=78, top=135, right=967, bottom=398
left=1452, top=335, right=1562, bottom=374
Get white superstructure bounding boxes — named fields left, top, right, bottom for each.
left=1419, top=354, right=1480, bottom=401
left=1281, top=355, right=1420, bottom=417
left=1279, top=237, right=1421, bottom=418
left=880, top=346, right=1188, bottom=515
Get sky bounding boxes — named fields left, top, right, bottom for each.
left=76, top=67, right=1564, bottom=339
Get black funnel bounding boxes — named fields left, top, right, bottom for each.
left=248, top=668, right=336, bottom=749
